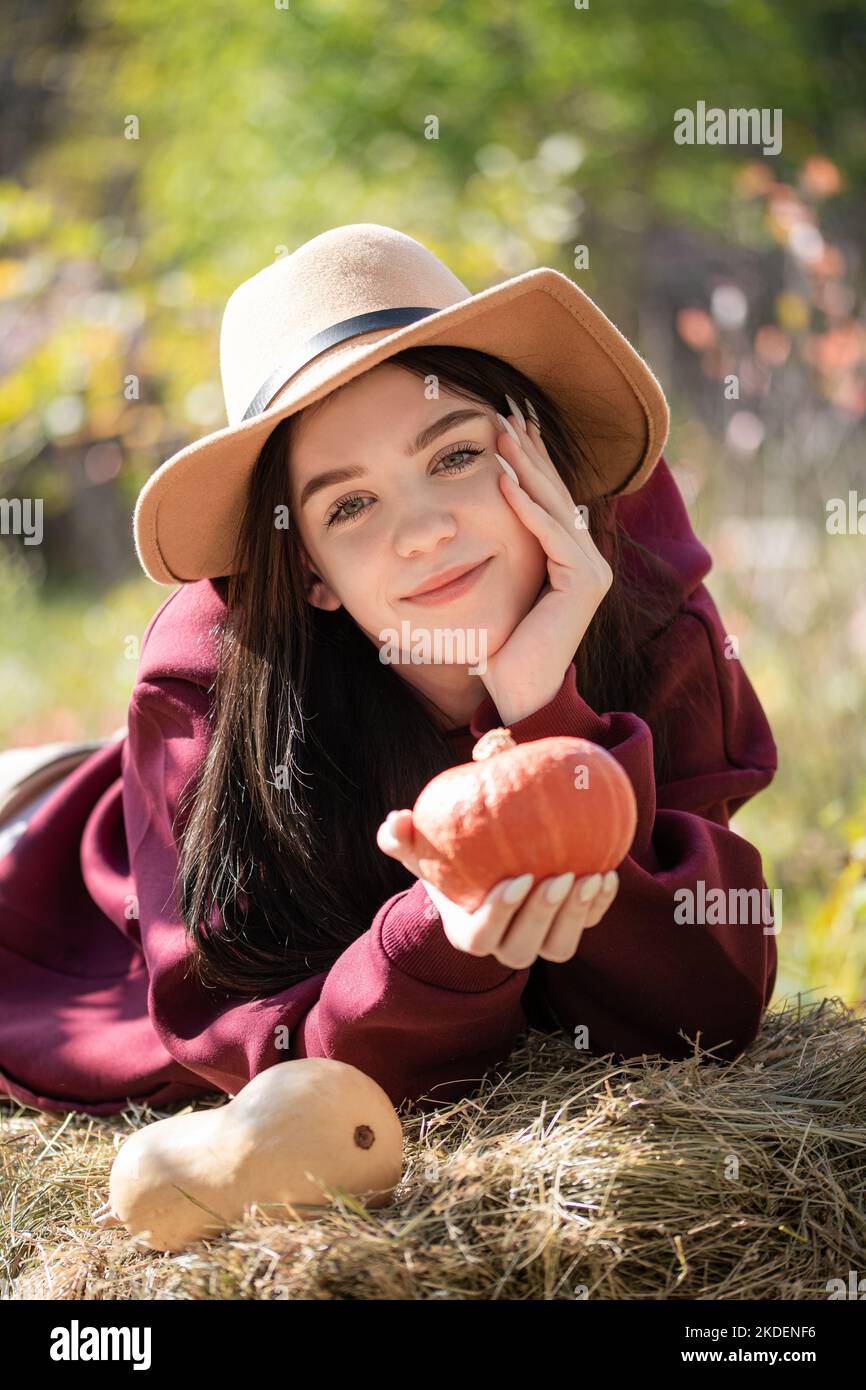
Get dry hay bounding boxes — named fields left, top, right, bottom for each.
left=2, top=993, right=864, bottom=1300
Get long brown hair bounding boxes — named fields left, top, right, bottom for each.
left=175, top=346, right=687, bottom=1000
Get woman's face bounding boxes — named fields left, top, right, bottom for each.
left=288, top=362, right=548, bottom=726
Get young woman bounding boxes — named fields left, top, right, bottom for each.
left=0, top=225, right=778, bottom=1117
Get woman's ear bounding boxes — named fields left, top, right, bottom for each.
left=300, top=549, right=341, bottom=611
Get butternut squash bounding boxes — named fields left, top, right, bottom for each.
left=93, top=1058, right=404, bottom=1252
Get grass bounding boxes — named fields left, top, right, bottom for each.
left=0, top=553, right=158, bottom=745
left=704, top=526, right=866, bottom=1006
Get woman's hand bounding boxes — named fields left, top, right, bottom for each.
left=482, top=394, right=614, bottom=725
left=377, top=809, right=619, bottom=968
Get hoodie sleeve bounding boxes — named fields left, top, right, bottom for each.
left=466, top=578, right=779, bottom=1063
left=123, top=676, right=531, bottom=1112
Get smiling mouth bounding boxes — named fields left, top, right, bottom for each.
left=402, top=557, right=493, bottom=602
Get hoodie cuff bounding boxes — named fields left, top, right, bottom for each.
left=379, top=878, right=522, bottom=991
left=468, top=662, right=610, bottom=746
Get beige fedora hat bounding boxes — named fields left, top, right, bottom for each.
left=133, top=223, right=669, bottom=585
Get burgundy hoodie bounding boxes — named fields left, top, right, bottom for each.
left=0, top=459, right=779, bottom=1116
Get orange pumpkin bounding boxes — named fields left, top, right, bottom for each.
left=411, top=726, right=637, bottom=912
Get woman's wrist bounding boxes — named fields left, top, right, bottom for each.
left=484, top=680, right=565, bottom=728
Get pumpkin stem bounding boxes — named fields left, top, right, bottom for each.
left=472, top=727, right=516, bottom=761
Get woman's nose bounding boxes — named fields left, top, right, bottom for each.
left=392, top=512, right=459, bottom=556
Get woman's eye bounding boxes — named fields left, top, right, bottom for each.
left=324, top=443, right=484, bottom=529
left=435, top=444, right=485, bottom=474
left=325, top=493, right=368, bottom=528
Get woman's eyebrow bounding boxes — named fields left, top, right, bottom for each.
left=298, top=408, right=487, bottom=509
left=409, top=408, right=485, bottom=457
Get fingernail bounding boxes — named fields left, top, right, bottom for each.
left=524, top=396, right=540, bottom=426
left=602, top=870, right=618, bottom=893
left=504, top=394, right=527, bottom=431
left=579, top=872, right=603, bottom=902
left=385, top=810, right=399, bottom=827
left=501, top=873, right=535, bottom=904
left=496, top=412, right=521, bottom=447
left=494, top=451, right=519, bottom=483
left=545, top=871, right=575, bottom=905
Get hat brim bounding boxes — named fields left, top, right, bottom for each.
left=133, top=266, right=669, bottom=585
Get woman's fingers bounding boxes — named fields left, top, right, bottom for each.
left=376, top=809, right=411, bottom=853
left=552, top=869, right=620, bottom=948
left=497, top=473, right=613, bottom=610
left=495, top=411, right=576, bottom=535
left=582, top=869, right=619, bottom=928
left=503, top=393, right=561, bottom=486
left=496, top=469, right=590, bottom=575
left=489, top=872, right=579, bottom=968
left=423, top=872, right=537, bottom=960
left=496, top=401, right=614, bottom=576
left=376, top=809, right=421, bottom=876
left=532, top=870, right=616, bottom=961
left=536, top=873, right=602, bottom=961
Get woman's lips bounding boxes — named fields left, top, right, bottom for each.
left=403, top=556, right=492, bottom=606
